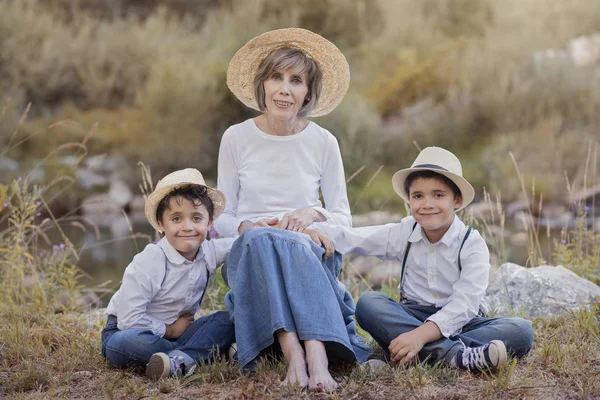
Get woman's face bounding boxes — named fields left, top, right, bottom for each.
left=263, top=66, right=309, bottom=120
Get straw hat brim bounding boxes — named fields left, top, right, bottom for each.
left=227, top=28, right=350, bottom=117
left=391, top=167, right=475, bottom=212
left=145, top=184, right=226, bottom=232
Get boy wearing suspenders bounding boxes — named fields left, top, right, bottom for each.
left=313, top=147, right=533, bottom=371
left=102, top=169, right=236, bottom=380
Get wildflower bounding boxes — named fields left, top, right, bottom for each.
left=561, top=239, right=567, bottom=244
left=3, top=202, right=9, bottom=208
left=59, top=243, right=66, bottom=249
left=35, top=201, right=41, bottom=206
left=36, top=212, right=41, bottom=216
left=39, top=252, right=45, bottom=257
left=17, top=176, right=22, bottom=182
left=584, top=205, right=590, bottom=211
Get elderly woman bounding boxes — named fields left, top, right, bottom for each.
left=214, top=28, right=371, bottom=391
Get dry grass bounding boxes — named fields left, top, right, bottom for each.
left=0, top=302, right=598, bottom=399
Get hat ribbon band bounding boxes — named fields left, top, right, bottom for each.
left=412, top=164, right=449, bottom=172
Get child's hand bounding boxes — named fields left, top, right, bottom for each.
left=304, top=228, right=335, bottom=259
left=389, top=321, right=442, bottom=365
left=165, top=313, right=194, bottom=339
left=389, top=330, right=425, bottom=365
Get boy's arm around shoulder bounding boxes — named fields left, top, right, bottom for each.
left=426, top=229, right=491, bottom=338
left=116, top=243, right=169, bottom=336
left=312, top=218, right=412, bottom=259
left=204, top=237, right=236, bottom=273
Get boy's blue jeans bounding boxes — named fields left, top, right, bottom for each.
left=356, top=291, right=534, bottom=364
left=101, top=311, right=235, bottom=371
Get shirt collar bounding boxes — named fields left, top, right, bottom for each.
left=158, top=237, right=206, bottom=265
left=408, top=215, right=463, bottom=246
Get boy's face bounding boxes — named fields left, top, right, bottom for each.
left=158, top=196, right=212, bottom=261
left=408, top=177, right=462, bottom=243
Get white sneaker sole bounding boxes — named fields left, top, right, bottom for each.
left=146, top=352, right=170, bottom=381
left=488, top=340, right=508, bottom=368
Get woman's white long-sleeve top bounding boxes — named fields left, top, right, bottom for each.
left=214, top=118, right=352, bottom=237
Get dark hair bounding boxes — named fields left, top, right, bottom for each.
left=405, top=170, right=462, bottom=199
left=253, top=47, right=322, bottom=118
left=156, top=185, right=214, bottom=225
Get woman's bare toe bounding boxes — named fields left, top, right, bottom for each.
left=281, top=359, right=309, bottom=388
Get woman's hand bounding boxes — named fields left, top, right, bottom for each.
left=238, top=217, right=280, bottom=235
left=279, top=208, right=325, bottom=232
left=164, top=313, right=194, bottom=339
left=303, top=229, right=334, bottom=259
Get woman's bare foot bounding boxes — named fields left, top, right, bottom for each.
left=281, top=358, right=309, bottom=388
left=305, top=340, right=338, bottom=392
left=277, top=330, right=309, bottom=388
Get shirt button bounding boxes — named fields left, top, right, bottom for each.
left=429, top=247, right=434, bottom=253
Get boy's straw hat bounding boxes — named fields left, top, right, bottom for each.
left=227, top=28, right=350, bottom=117
left=144, top=168, right=225, bottom=231
left=391, top=147, right=475, bottom=212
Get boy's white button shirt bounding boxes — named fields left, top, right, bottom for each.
left=106, top=236, right=234, bottom=337
left=315, top=215, right=490, bottom=338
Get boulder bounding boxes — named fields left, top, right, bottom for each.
left=108, top=177, right=132, bottom=209
left=485, top=263, right=600, bottom=318
left=0, top=156, right=18, bottom=172
left=75, top=168, right=109, bottom=190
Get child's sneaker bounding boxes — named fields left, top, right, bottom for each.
left=452, top=340, right=507, bottom=371
left=146, top=353, right=196, bottom=381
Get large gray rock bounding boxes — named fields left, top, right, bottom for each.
left=108, top=176, right=132, bottom=209
left=485, top=263, right=600, bottom=318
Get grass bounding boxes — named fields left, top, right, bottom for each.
left=1, top=140, right=600, bottom=399
left=2, top=1, right=600, bottom=395
left=1, top=304, right=598, bottom=398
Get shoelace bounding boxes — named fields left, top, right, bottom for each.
left=462, top=345, right=487, bottom=370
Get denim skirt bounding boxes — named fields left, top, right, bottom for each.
left=225, top=227, right=372, bottom=368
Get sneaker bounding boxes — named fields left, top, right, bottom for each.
left=228, top=342, right=238, bottom=362
left=453, top=340, right=507, bottom=371
left=146, top=353, right=196, bottom=381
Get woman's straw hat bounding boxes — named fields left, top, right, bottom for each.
left=144, top=168, right=225, bottom=231
left=227, top=28, right=350, bottom=117
left=391, top=147, right=475, bottom=212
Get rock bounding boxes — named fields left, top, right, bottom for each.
left=366, top=262, right=400, bottom=290
left=541, top=203, right=568, bottom=218
left=569, top=33, right=600, bottom=67
left=69, top=371, right=93, bottom=383
left=344, top=255, right=389, bottom=276
left=28, top=166, right=46, bottom=182
left=485, top=263, right=600, bottom=318
left=352, top=211, right=403, bottom=227
left=82, top=194, right=122, bottom=226
left=0, top=156, right=18, bottom=172
left=75, top=168, right=109, bottom=190
left=129, top=194, right=147, bottom=223
left=59, top=155, right=80, bottom=167
left=85, top=155, right=126, bottom=173
left=509, top=231, right=529, bottom=246
left=467, top=201, right=496, bottom=220
left=82, top=194, right=120, bottom=214
left=505, top=200, right=531, bottom=218
left=108, top=177, right=132, bottom=209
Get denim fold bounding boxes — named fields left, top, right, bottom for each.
left=225, top=227, right=372, bottom=367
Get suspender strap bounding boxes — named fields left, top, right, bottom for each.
left=457, top=226, right=472, bottom=272
left=399, top=221, right=418, bottom=300
left=399, top=223, right=472, bottom=300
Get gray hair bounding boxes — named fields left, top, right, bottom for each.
left=253, top=47, right=322, bottom=118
